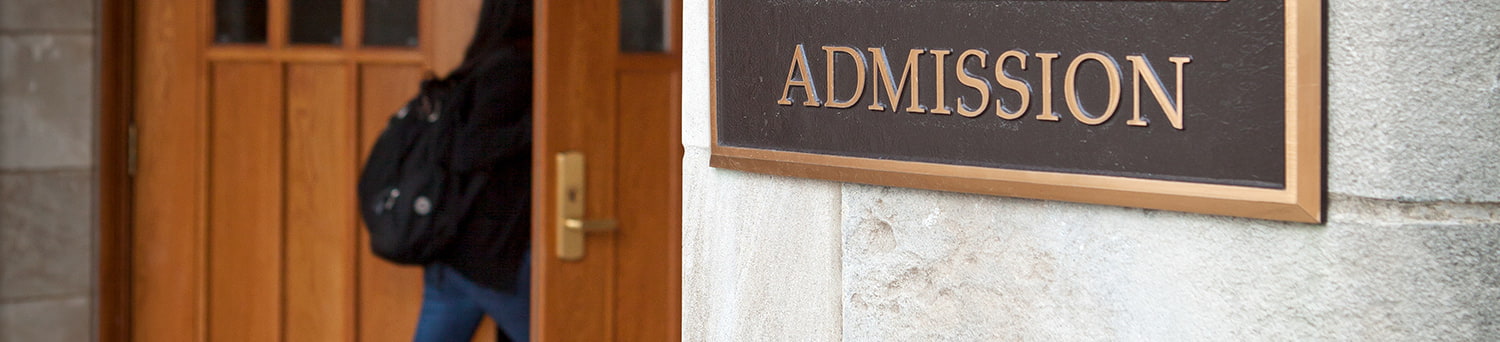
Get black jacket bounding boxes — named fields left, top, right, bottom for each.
left=437, top=49, right=532, bottom=292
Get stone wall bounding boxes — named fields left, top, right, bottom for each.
left=0, top=0, right=97, bottom=340
left=682, top=0, right=1500, bottom=340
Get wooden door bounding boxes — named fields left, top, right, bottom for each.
left=130, top=0, right=497, bottom=341
left=532, top=0, right=683, bottom=340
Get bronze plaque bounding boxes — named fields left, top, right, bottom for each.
left=710, top=0, right=1323, bottom=222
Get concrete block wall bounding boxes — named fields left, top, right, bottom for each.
left=682, top=0, right=1500, bottom=340
left=0, top=0, right=97, bottom=340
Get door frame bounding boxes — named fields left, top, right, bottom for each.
left=99, top=0, right=134, bottom=340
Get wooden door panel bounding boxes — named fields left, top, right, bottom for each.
left=536, top=0, right=685, bottom=338
left=355, top=64, right=426, bottom=342
left=207, top=62, right=285, bottom=342
left=535, top=0, right=621, bottom=340
left=131, top=0, right=685, bottom=339
left=131, top=0, right=488, bottom=339
left=614, top=70, right=683, bottom=341
left=286, top=63, right=357, bottom=342
left=132, top=0, right=206, bottom=340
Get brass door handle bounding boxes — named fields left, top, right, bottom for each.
left=564, top=218, right=617, bottom=232
left=556, top=151, right=617, bottom=261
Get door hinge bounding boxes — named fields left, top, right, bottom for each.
left=127, top=123, right=138, bottom=177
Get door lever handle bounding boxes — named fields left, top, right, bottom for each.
left=556, top=151, right=616, bottom=261
left=564, top=218, right=617, bottom=232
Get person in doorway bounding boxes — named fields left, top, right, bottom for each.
left=412, top=0, right=534, bottom=341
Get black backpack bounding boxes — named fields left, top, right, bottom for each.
left=357, top=69, right=489, bottom=265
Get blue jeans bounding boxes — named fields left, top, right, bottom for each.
left=413, top=257, right=530, bottom=342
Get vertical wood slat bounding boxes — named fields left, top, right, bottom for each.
left=133, top=0, right=206, bottom=340
left=427, top=0, right=482, bottom=76
left=268, top=0, right=289, bottom=48
left=286, top=63, right=356, bottom=342
left=209, top=61, right=286, bottom=342
left=614, top=71, right=683, bottom=342
left=345, top=0, right=364, bottom=48
left=356, top=64, right=426, bottom=342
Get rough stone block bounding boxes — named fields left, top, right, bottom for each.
left=0, top=34, right=96, bottom=171
left=0, top=0, right=95, bottom=31
left=1326, top=0, right=1500, bottom=202
left=681, top=146, right=844, bottom=341
left=0, top=170, right=94, bottom=301
left=841, top=186, right=1500, bottom=341
left=0, top=296, right=91, bottom=342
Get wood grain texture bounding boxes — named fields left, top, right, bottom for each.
left=206, top=48, right=424, bottom=64
left=1287, top=0, right=1323, bottom=222
left=427, top=0, right=482, bottom=76
left=344, top=0, right=365, bottom=48
left=132, top=0, right=206, bottom=340
left=127, top=0, right=689, bottom=339
left=286, top=63, right=355, bottom=342
left=534, top=0, right=621, bottom=339
left=208, top=61, right=285, bottom=342
left=536, top=0, right=688, bottom=339
left=128, top=0, right=492, bottom=340
left=614, top=71, right=683, bottom=342
left=267, top=0, right=288, bottom=48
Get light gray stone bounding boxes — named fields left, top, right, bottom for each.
left=0, top=296, right=91, bottom=342
left=1326, top=0, right=1500, bottom=202
left=0, top=170, right=94, bottom=301
left=0, top=34, right=96, bottom=171
left=841, top=186, right=1500, bottom=341
left=0, top=0, right=95, bottom=31
left=681, top=146, right=844, bottom=341
left=681, top=0, right=711, bottom=149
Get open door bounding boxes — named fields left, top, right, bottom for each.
left=120, top=0, right=682, bottom=339
left=532, top=0, right=683, bottom=340
left=125, top=0, right=504, bottom=340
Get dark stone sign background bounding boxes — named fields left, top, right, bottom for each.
left=716, top=0, right=1287, bottom=189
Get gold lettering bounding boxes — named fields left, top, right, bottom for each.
left=994, top=50, right=1030, bottom=120
left=779, top=44, right=821, bottom=107
left=930, top=49, right=954, bottom=115
left=1125, top=55, right=1191, bottom=130
left=777, top=44, right=1192, bottom=130
left=822, top=46, right=868, bottom=109
left=954, top=49, right=990, bottom=118
left=1035, top=52, right=1062, bottom=121
left=1064, top=52, right=1122, bottom=126
left=866, top=47, right=928, bottom=113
